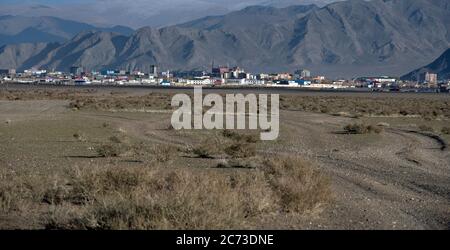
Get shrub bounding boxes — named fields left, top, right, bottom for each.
left=216, top=159, right=256, bottom=169
left=224, top=143, right=256, bottom=159
left=442, top=127, right=450, bottom=135
left=222, top=130, right=259, bottom=143
left=367, top=125, right=384, bottom=134
left=262, top=156, right=331, bottom=213
left=64, top=167, right=146, bottom=206
left=192, top=145, right=214, bottom=159
left=2, top=153, right=332, bottom=229
left=419, top=125, right=434, bottom=132
left=0, top=185, right=16, bottom=212
left=191, top=137, right=225, bottom=159
left=242, top=134, right=259, bottom=143
left=152, top=145, right=178, bottom=163
left=46, top=167, right=274, bottom=230
left=344, top=123, right=367, bottom=134
left=96, top=144, right=122, bottom=157
left=73, top=132, right=87, bottom=142
left=42, top=183, right=70, bottom=205
left=344, top=123, right=383, bottom=134
left=108, top=135, right=123, bottom=144
left=69, top=100, right=84, bottom=110
left=222, top=130, right=241, bottom=140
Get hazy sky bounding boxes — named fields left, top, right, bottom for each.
left=0, top=0, right=339, bottom=28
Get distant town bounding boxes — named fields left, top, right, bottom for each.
left=1, top=65, right=449, bottom=93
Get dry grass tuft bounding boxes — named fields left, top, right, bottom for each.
left=108, top=135, right=124, bottom=144
left=262, top=156, right=331, bottom=213
left=216, top=159, right=256, bottom=169
left=222, top=130, right=259, bottom=143
left=344, top=123, right=384, bottom=134
left=73, top=132, right=87, bottom=142
left=166, top=123, right=175, bottom=130
left=1, top=154, right=331, bottom=229
left=94, top=133, right=134, bottom=158
left=192, top=144, right=215, bottom=159
left=191, top=136, right=226, bottom=159
left=419, top=125, right=435, bottom=133
left=95, top=144, right=125, bottom=157
left=151, top=145, right=179, bottom=163
left=224, top=142, right=257, bottom=159
left=190, top=131, right=259, bottom=159
left=44, top=167, right=274, bottom=230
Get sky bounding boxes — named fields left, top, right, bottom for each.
left=0, top=0, right=339, bottom=28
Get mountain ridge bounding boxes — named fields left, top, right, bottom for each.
left=402, top=48, right=450, bottom=81
left=0, top=15, right=134, bottom=46
left=1, top=0, right=449, bottom=78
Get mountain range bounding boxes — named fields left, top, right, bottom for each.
left=402, top=48, right=450, bottom=81
left=0, top=15, right=134, bottom=46
left=0, top=0, right=449, bottom=78
left=0, top=1, right=340, bottom=29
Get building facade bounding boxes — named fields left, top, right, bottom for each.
left=425, top=72, right=438, bottom=85
left=70, top=66, right=84, bottom=76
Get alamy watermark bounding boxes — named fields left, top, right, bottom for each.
left=171, top=87, right=279, bottom=140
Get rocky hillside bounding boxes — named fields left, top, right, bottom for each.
left=402, top=48, right=450, bottom=81
left=1, top=0, right=449, bottom=78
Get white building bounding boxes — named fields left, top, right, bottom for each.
left=25, top=69, right=47, bottom=76
left=186, top=78, right=212, bottom=85
left=258, top=73, right=270, bottom=80
left=373, top=77, right=396, bottom=83
left=306, top=83, right=349, bottom=89
left=226, top=78, right=247, bottom=85
left=295, top=69, right=311, bottom=79
left=245, top=79, right=266, bottom=85
left=424, top=72, right=437, bottom=85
